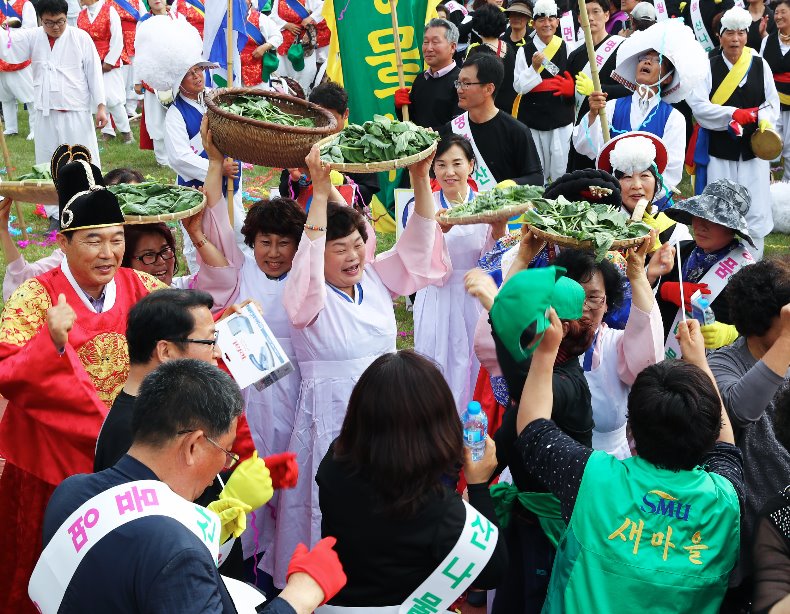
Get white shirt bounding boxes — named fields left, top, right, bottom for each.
left=254, top=11, right=284, bottom=50
left=164, top=94, right=209, bottom=182
left=81, top=0, right=124, bottom=67
left=572, top=91, right=687, bottom=191
left=686, top=49, right=779, bottom=133
left=269, top=0, right=325, bottom=28
left=60, top=258, right=117, bottom=313
left=513, top=36, right=568, bottom=94
left=0, top=25, right=105, bottom=113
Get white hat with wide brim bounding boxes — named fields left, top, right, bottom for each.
left=611, top=18, right=708, bottom=104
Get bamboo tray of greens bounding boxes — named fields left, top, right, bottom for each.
left=0, top=164, right=57, bottom=204
left=437, top=184, right=545, bottom=225
left=206, top=88, right=337, bottom=168
left=318, top=115, right=439, bottom=173
left=109, top=182, right=205, bottom=224
left=523, top=196, right=652, bottom=261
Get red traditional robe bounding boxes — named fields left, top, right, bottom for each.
left=0, top=266, right=163, bottom=613
left=112, top=0, right=141, bottom=58
left=276, top=0, right=330, bottom=57
left=0, top=0, right=32, bottom=72
left=174, top=0, right=204, bottom=37
left=241, top=9, right=265, bottom=87
left=78, top=0, right=130, bottom=67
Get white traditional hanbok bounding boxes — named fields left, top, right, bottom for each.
left=0, top=0, right=36, bottom=137
left=414, top=190, right=491, bottom=413
left=263, top=211, right=451, bottom=588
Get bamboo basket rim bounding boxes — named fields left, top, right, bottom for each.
left=436, top=201, right=534, bottom=225
left=205, top=87, right=337, bottom=135
left=121, top=189, right=206, bottom=225
left=527, top=224, right=650, bottom=250
left=316, top=135, right=438, bottom=173
left=0, top=179, right=58, bottom=204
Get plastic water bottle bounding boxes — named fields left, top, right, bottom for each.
left=541, top=58, right=560, bottom=76
left=690, top=290, right=716, bottom=326
left=462, top=401, right=488, bottom=462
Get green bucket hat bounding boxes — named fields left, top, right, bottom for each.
left=287, top=41, right=305, bottom=72
left=490, top=266, right=585, bottom=363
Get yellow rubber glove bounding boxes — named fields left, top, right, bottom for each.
left=759, top=119, right=774, bottom=133
left=700, top=322, right=739, bottom=349
left=329, top=169, right=344, bottom=186
left=496, top=179, right=517, bottom=190
left=207, top=497, right=252, bottom=543
left=575, top=71, right=593, bottom=97
left=219, top=451, right=274, bottom=510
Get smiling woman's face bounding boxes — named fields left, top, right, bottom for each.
left=619, top=169, right=657, bottom=213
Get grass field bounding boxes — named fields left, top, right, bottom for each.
left=1, top=107, right=789, bottom=351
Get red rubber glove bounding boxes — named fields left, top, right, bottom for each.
left=287, top=537, right=347, bottom=605
left=659, top=281, right=711, bottom=309
left=547, top=71, right=576, bottom=98
left=732, top=107, right=758, bottom=125
left=394, top=87, right=411, bottom=109
left=263, top=452, right=298, bottom=489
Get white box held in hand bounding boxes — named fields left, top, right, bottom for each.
left=216, top=303, right=294, bottom=391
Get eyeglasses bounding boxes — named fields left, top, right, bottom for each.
left=43, top=18, right=67, bottom=27
left=454, top=80, right=484, bottom=90
left=134, top=246, right=174, bottom=265
left=584, top=295, right=607, bottom=310
left=168, top=330, right=219, bottom=347
left=186, top=67, right=204, bottom=78
left=637, top=53, right=661, bottom=65
left=178, top=429, right=239, bottom=469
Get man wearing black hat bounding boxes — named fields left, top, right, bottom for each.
left=0, top=145, right=164, bottom=614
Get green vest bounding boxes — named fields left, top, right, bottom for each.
left=543, top=452, right=740, bottom=613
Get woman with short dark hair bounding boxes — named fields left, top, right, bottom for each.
left=316, top=350, right=508, bottom=608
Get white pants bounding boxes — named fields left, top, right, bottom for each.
left=707, top=155, right=773, bottom=239
left=278, top=53, right=317, bottom=96
left=777, top=108, right=790, bottom=181
left=123, top=63, right=140, bottom=115
left=530, top=123, right=573, bottom=185
left=143, top=90, right=168, bottom=166
left=35, top=109, right=100, bottom=219
left=101, top=66, right=131, bottom=137
left=0, top=67, right=34, bottom=135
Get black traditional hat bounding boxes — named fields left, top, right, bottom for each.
left=50, top=144, right=125, bottom=233
left=664, top=179, right=755, bottom=247
left=544, top=168, right=622, bottom=209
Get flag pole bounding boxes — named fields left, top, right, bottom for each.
left=389, top=0, right=409, bottom=121
left=226, top=0, right=235, bottom=229
left=577, top=0, right=610, bottom=142
left=0, top=119, right=27, bottom=241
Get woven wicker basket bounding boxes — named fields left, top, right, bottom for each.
left=437, top=202, right=534, bottom=226
left=205, top=88, right=337, bottom=168
left=527, top=224, right=650, bottom=250
left=123, top=191, right=206, bottom=225
left=316, top=134, right=438, bottom=174
left=0, top=180, right=58, bottom=204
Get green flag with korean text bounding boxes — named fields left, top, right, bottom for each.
left=324, top=0, right=437, bottom=232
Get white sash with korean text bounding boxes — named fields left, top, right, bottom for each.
left=575, top=35, right=623, bottom=116
left=560, top=11, right=576, bottom=44
left=29, top=480, right=230, bottom=614
left=443, top=0, right=468, bottom=16
left=689, top=0, right=714, bottom=52
left=664, top=245, right=754, bottom=359
left=451, top=113, right=496, bottom=192
left=655, top=0, right=669, bottom=21
left=316, top=500, right=499, bottom=614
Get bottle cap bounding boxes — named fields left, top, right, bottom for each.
left=467, top=401, right=482, bottom=415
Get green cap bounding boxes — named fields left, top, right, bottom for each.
left=490, top=266, right=585, bottom=363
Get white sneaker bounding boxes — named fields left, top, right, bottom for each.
left=3, top=130, right=17, bottom=136
left=26, top=132, right=34, bottom=141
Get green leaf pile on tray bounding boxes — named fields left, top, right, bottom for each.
left=108, top=182, right=203, bottom=216
left=320, top=115, right=439, bottom=164
left=445, top=184, right=545, bottom=218
left=16, top=163, right=52, bottom=181
left=523, top=195, right=652, bottom=261
left=220, top=95, right=315, bottom=127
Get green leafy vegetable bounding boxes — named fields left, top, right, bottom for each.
left=219, top=95, right=316, bottom=127
left=108, top=182, right=203, bottom=216
left=319, top=115, right=439, bottom=164
left=523, top=195, right=652, bottom=261
left=445, top=184, right=545, bottom=218
left=16, top=163, right=52, bottom=181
